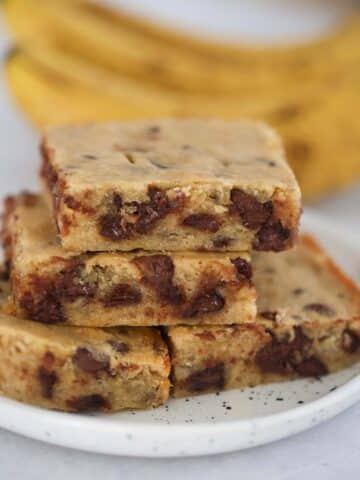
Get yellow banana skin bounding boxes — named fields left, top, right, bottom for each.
left=4, top=51, right=165, bottom=127
left=3, top=0, right=360, bottom=199
left=4, top=0, right=360, bottom=95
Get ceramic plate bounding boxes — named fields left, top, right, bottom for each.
left=0, top=210, right=359, bottom=457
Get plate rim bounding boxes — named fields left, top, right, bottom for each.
left=1, top=365, right=360, bottom=457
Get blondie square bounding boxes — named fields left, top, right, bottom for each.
left=168, top=236, right=360, bottom=397
left=40, top=119, right=301, bottom=252
left=0, top=274, right=170, bottom=412
left=2, top=193, right=256, bottom=327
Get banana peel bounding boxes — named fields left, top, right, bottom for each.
left=4, top=0, right=360, bottom=95
left=5, top=48, right=360, bottom=199
left=4, top=50, right=160, bottom=126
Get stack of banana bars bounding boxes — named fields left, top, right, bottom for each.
left=1, top=119, right=359, bottom=413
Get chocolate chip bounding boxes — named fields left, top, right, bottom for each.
left=135, top=187, right=184, bottom=234
left=256, top=341, right=294, bottom=374
left=102, top=284, right=142, bottom=307
left=67, top=394, right=109, bottom=412
left=83, top=154, right=97, bottom=160
left=148, top=125, right=160, bottom=135
left=135, top=204, right=161, bottom=234
left=253, top=221, right=291, bottom=251
left=294, top=357, right=328, bottom=377
left=183, top=289, right=224, bottom=318
left=182, top=214, right=220, bottom=233
left=63, top=195, right=82, bottom=211
left=19, top=292, right=65, bottom=324
left=256, top=327, right=311, bottom=375
left=342, top=329, right=360, bottom=353
left=133, top=255, right=185, bottom=305
left=108, top=340, right=130, bottom=353
left=286, top=327, right=311, bottom=350
left=212, top=237, right=232, bottom=248
left=72, top=348, right=110, bottom=375
left=231, top=257, right=252, bottom=283
left=21, top=262, right=97, bottom=321
left=134, top=254, right=173, bottom=283
left=256, top=158, right=277, bottom=167
left=161, top=284, right=185, bottom=305
left=293, top=288, right=305, bottom=295
left=99, top=213, right=128, bottom=241
left=56, top=262, right=97, bottom=301
left=209, top=191, right=219, bottom=201
left=185, top=362, right=225, bottom=392
left=147, top=186, right=171, bottom=215
left=113, top=193, right=123, bottom=209
left=229, top=188, right=273, bottom=229
left=99, top=187, right=185, bottom=240
left=260, top=311, right=278, bottom=321
left=124, top=152, right=136, bottom=165
left=149, top=159, right=168, bottom=169
left=303, top=303, right=335, bottom=317
left=38, top=367, right=58, bottom=399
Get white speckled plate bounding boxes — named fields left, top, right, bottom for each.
left=0, top=210, right=359, bottom=457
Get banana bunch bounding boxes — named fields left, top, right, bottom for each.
left=3, top=0, right=360, bottom=198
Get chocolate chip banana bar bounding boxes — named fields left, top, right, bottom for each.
left=2, top=193, right=256, bottom=326
left=40, top=119, right=301, bottom=253
left=0, top=275, right=170, bottom=412
left=168, top=235, right=360, bottom=397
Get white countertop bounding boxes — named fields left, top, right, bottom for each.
left=0, top=9, right=359, bottom=479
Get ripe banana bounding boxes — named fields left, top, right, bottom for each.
left=4, top=50, right=150, bottom=127
left=3, top=0, right=360, bottom=95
